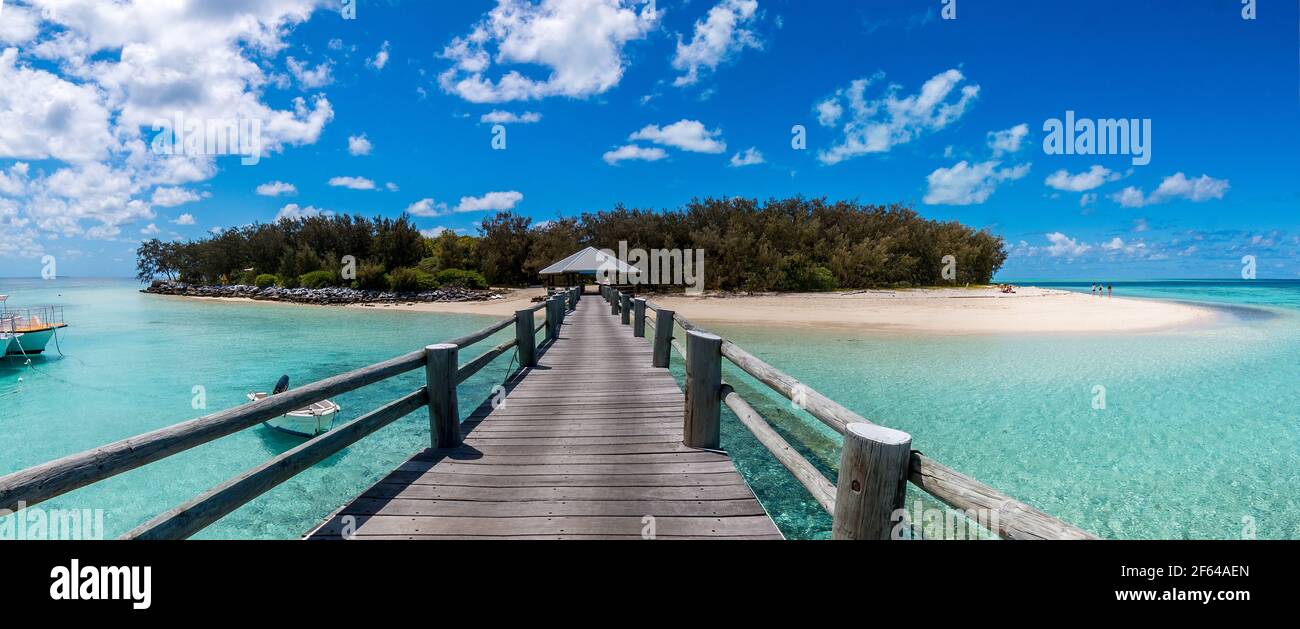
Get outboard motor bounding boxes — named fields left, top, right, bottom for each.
left=272, top=375, right=290, bottom=395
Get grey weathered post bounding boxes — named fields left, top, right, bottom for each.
left=515, top=308, right=536, bottom=367
left=619, top=292, right=631, bottom=325
left=545, top=297, right=558, bottom=341
left=832, top=422, right=912, bottom=540
left=425, top=343, right=461, bottom=448
left=633, top=298, right=647, bottom=337
left=683, top=330, right=722, bottom=449
left=652, top=308, right=674, bottom=368
left=610, top=289, right=620, bottom=315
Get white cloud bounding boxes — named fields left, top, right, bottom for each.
left=438, top=0, right=659, bottom=103
left=923, top=160, right=1030, bottom=205
left=603, top=144, right=668, bottom=165
left=817, top=69, right=980, bottom=165
left=1045, top=165, right=1120, bottom=192
left=814, top=97, right=842, bottom=127
left=172, top=213, right=196, bottom=225
left=729, top=147, right=764, bottom=167
left=275, top=203, right=332, bottom=221
left=256, top=181, right=297, bottom=197
left=140, top=223, right=160, bottom=235
left=480, top=110, right=543, bottom=124
left=420, top=226, right=452, bottom=238
left=628, top=119, right=726, bottom=153
left=0, top=1, right=336, bottom=247
left=286, top=56, right=333, bottom=88
left=151, top=187, right=200, bottom=207
left=347, top=134, right=373, bottom=156
left=1110, top=172, right=1229, bottom=208
left=671, top=0, right=761, bottom=87
left=405, top=198, right=447, bottom=217
left=454, top=190, right=523, bottom=213
left=327, top=176, right=377, bottom=190
left=987, top=123, right=1028, bottom=156
left=385, top=182, right=399, bottom=192
left=368, top=40, right=390, bottom=70
left=1045, top=232, right=1090, bottom=258
left=0, top=48, right=114, bottom=163
left=1080, top=192, right=1097, bottom=208
left=0, top=4, right=40, bottom=45
left=0, top=162, right=30, bottom=196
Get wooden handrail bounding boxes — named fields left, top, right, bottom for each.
left=720, top=385, right=836, bottom=514
left=0, top=312, right=525, bottom=515
left=639, top=298, right=1096, bottom=540
left=123, top=389, right=429, bottom=540
left=0, top=348, right=427, bottom=512
left=908, top=453, right=1098, bottom=540
left=456, top=336, right=518, bottom=384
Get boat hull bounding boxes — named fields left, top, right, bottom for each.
left=262, top=413, right=336, bottom=438
left=3, top=328, right=56, bottom=355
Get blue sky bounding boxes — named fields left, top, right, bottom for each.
left=0, top=0, right=1296, bottom=279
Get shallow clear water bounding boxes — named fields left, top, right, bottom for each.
left=3, top=278, right=1299, bottom=539
left=1, top=277, right=513, bottom=539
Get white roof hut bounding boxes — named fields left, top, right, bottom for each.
left=538, top=247, right=641, bottom=287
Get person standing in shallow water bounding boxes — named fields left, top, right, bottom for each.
left=1091, top=283, right=1097, bottom=296
left=1108, top=284, right=1113, bottom=298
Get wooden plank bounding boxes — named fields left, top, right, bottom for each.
left=311, top=514, right=780, bottom=537
left=338, top=498, right=769, bottom=518
left=372, top=472, right=750, bottom=490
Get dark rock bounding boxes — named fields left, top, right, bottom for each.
left=141, top=281, right=505, bottom=305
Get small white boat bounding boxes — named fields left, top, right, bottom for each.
left=1, top=296, right=67, bottom=356
left=248, top=375, right=341, bottom=437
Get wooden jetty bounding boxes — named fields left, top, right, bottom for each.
left=0, top=285, right=1097, bottom=540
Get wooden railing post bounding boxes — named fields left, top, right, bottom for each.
left=633, top=298, right=647, bottom=337
left=620, top=292, right=631, bottom=325
left=546, top=297, right=559, bottom=341
left=683, top=330, right=722, bottom=449
left=515, top=308, right=536, bottom=367
left=832, top=422, right=912, bottom=540
left=610, top=289, right=620, bottom=315
left=652, top=308, right=674, bottom=368
left=425, top=343, right=461, bottom=448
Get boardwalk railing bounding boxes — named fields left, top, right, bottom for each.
left=0, top=288, right=583, bottom=540
left=603, top=288, right=1097, bottom=540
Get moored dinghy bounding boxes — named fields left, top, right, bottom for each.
left=248, top=375, right=341, bottom=437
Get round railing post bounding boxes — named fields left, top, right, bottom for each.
left=515, top=308, right=536, bottom=367
left=832, top=422, right=913, bottom=540
left=425, top=343, right=461, bottom=449
left=652, top=308, right=674, bottom=368
left=610, top=289, right=620, bottom=315
left=619, top=292, right=631, bottom=325
left=633, top=298, right=647, bottom=337
left=683, top=330, right=722, bottom=449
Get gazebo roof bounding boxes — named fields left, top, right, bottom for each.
left=538, top=246, right=641, bottom=278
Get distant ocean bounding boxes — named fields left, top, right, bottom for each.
left=3, top=278, right=1299, bottom=539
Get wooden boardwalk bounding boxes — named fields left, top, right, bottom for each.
left=306, top=297, right=783, bottom=539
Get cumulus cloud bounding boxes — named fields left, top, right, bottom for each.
left=0, top=1, right=336, bottom=250
left=671, top=0, right=762, bottom=87
left=454, top=190, right=523, bottom=213
left=172, top=213, right=196, bottom=225
left=256, top=181, right=297, bottom=197
left=628, top=120, right=726, bottom=153
left=327, top=176, right=377, bottom=190
left=347, top=134, right=373, bottom=156
left=405, top=198, right=447, bottom=217
left=1045, top=165, right=1120, bottom=192
left=438, top=0, right=659, bottom=103
left=603, top=144, right=668, bottom=165
left=480, top=110, right=542, bottom=124
left=1111, top=172, right=1229, bottom=208
left=729, top=147, right=764, bottom=167
left=275, top=203, right=332, bottom=221
left=150, top=187, right=200, bottom=207
left=1045, top=232, right=1090, bottom=258
left=816, top=69, right=980, bottom=165
left=987, top=123, right=1028, bottom=156
left=923, top=160, right=1030, bottom=205
left=286, top=56, right=333, bottom=88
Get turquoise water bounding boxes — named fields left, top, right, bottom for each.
left=3, top=278, right=1299, bottom=539
left=1, top=277, right=513, bottom=539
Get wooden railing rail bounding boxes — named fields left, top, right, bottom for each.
left=1, top=300, right=555, bottom=538
left=636, top=299, right=1096, bottom=540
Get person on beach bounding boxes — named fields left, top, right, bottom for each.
left=1108, top=284, right=1113, bottom=298
left=1091, top=283, right=1097, bottom=296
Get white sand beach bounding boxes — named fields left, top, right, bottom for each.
left=388, top=285, right=1216, bottom=334
left=649, top=286, right=1216, bottom=334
